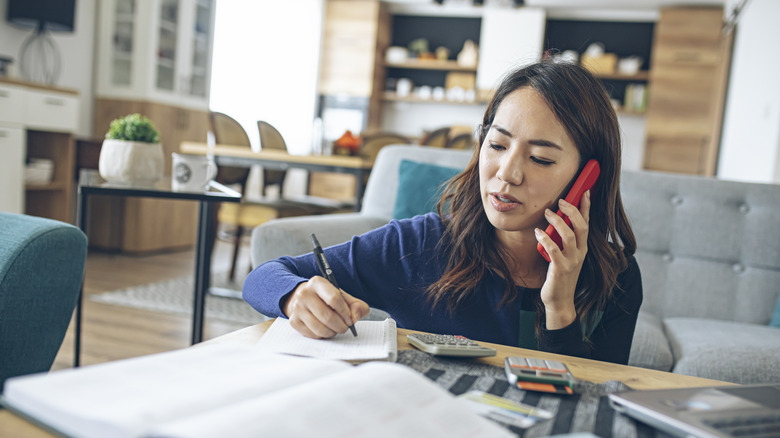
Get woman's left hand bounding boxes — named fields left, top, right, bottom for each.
left=534, top=190, right=591, bottom=330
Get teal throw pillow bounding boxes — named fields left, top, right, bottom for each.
left=771, top=295, right=780, bottom=328
left=392, top=159, right=461, bottom=220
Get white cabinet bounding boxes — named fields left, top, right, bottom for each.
left=95, top=0, right=215, bottom=110
left=0, top=84, right=27, bottom=126
left=0, top=124, right=25, bottom=214
left=0, top=80, right=79, bottom=221
left=476, top=7, right=546, bottom=92
left=25, top=89, right=79, bottom=133
left=91, top=0, right=215, bottom=252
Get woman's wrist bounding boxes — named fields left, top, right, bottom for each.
left=544, top=303, right=577, bottom=330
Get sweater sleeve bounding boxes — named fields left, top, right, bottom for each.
left=241, top=214, right=444, bottom=319
left=538, top=256, right=643, bottom=365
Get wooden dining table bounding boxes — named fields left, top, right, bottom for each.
left=180, top=142, right=374, bottom=210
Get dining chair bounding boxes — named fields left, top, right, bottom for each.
left=358, top=132, right=412, bottom=162
left=256, top=120, right=289, bottom=194
left=418, top=127, right=450, bottom=148
left=445, top=132, right=474, bottom=150
left=208, top=113, right=335, bottom=282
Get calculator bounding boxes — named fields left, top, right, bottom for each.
left=406, top=333, right=497, bottom=357
left=504, top=356, right=576, bottom=394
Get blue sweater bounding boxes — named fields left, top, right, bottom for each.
left=243, top=213, right=642, bottom=365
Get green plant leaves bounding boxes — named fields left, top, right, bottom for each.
left=105, top=113, right=161, bottom=143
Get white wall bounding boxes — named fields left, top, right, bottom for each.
left=208, top=0, right=323, bottom=154
left=717, top=0, right=780, bottom=183
left=0, top=0, right=96, bottom=137
left=619, top=114, right=646, bottom=171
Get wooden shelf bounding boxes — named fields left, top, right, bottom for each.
left=595, top=71, right=651, bottom=81
left=24, top=131, right=76, bottom=224
left=382, top=91, right=485, bottom=105
left=385, top=60, right=477, bottom=72
left=25, top=181, right=67, bottom=191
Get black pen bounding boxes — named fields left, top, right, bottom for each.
left=311, top=233, right=357, bottom=337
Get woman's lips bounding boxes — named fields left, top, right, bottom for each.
left=490, top=192, right=520, bottom=212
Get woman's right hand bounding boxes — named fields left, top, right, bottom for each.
left=282, top=275, right=369, bottom=339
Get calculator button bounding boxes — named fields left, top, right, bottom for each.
left=508, top=358, right=530, bottom=369
left=545, top=360, right=567, bottom=373
left=406, top=333, right=497, bottom=357
left=526, top=358, right=548, bottom=370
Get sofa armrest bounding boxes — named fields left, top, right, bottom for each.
left=0, top=213, right=87, bottom=390
left=250, top=213, right=390, bottom=267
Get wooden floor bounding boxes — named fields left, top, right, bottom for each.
left=0, top=238, right=255, bottom=437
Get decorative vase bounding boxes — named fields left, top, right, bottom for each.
left=98, top=139, right=164, bottom=184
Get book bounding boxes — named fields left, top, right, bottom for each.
left=1, top=342, right=512, bottom=438
left=256, top=317, right=397, bottom=363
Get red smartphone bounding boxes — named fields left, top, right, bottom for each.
left=537, top=159, right=600, bottom=262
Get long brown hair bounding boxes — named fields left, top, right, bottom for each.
left=428, top=61, right=636, bottom=335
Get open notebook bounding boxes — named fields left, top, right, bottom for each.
left=256, top=317, right=398, bottom=363
left=1, top=342, right=511, bottom=438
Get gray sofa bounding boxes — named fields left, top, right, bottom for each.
left=622, top=170, right=780, bottom=384
left=251, top=145, right=780, bottom=384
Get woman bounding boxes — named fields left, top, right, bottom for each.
left=243, top=61, right=642, bottom=365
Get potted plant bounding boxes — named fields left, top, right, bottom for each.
left=98, top=113, right=164, bottom=184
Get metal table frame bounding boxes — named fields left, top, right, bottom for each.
left=73, top=170, right=242, bottom=367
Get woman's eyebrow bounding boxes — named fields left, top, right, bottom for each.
left=492, top=124, right=563, bottom=150
left=491, top=124, right=513, bottom=138
left=529, top=139, right=563, bottom=150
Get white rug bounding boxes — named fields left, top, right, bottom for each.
left=89, top=273, right=270, bottom=326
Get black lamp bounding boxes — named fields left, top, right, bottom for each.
left=6, top=0, right=77, bottom=84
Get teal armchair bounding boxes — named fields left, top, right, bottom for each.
left=0, top=213, right=87, bottom=391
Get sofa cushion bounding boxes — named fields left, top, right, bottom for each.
left=621, top=170, right=780, bottom=324
left=392, top=159, right=461, bottom=219
left=628, top=311, right=674, bottom=372
left=665, top=317, right=780, bottom=384
left=361, top=145, right=472, bottom=219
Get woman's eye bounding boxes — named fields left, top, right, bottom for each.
left=531, top=156, right=554, bottom=166
left=488, top=142, right=505, bottom=151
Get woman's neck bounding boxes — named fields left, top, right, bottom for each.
left=495, top=229, right=547, bottom=288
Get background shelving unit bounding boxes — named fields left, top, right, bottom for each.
left=384, top=60, right=476, bottom=72
left=544, top=19, right=655, bottom=114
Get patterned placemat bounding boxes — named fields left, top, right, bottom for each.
left=397, top=350, right=655, bottom=437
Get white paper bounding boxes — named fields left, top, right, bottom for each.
left=3, top=343, right=349, bottom=438
left=148, top=362, right=514, bottom=438
left=256, top=318, right=398, bottom=362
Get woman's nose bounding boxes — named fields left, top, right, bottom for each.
left=496, top=151, right=523, bottom=185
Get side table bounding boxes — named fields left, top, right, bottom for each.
left=74, top=170, right=242, bottom=366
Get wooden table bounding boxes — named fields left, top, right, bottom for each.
left=0, top=320, right=731, bottom=437
left=180, top=142, right=374, bottom=210
left=207, top=320, right=731, bottom=391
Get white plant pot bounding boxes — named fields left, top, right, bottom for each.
left=98, top=139, right=164, bottom=184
